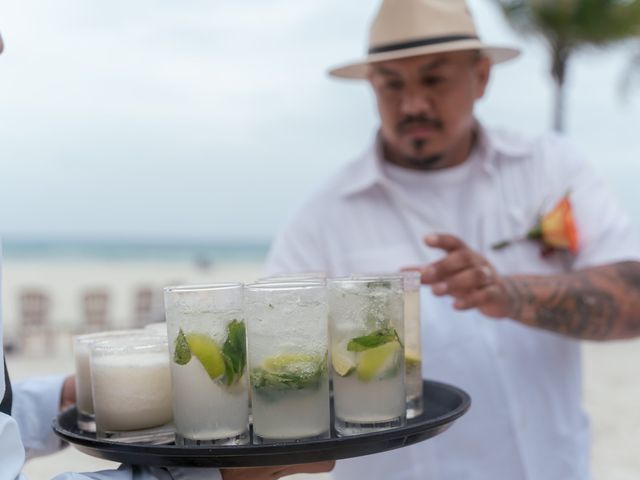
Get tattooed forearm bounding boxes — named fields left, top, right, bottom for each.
left=503, top=261, right=640, bottom=341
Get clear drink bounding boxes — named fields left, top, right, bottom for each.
left=73, top=329, right=146, bottom=432
left=403, top=272, right=423, bottom=419
left=144, top=322, right=168, bottom=337
left=90, top=335, right=173, bottom=443
left=328, top=276, right=406, bottom=435
left=245, top=281, right=330, bottom=443
left=164, top=284, right=249, bottom=446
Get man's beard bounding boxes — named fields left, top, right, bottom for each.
left=403, top=138, right=443, bottom=169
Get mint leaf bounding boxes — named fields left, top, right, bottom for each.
left=174, top=329, right=192, bottom=365
left=347, top=328, right=398, bottom=352
left=250, top=356, right=327, bottom=395
left=366, top=280, right=391, bottom=289
left=221, top=319, right=246, bottom=386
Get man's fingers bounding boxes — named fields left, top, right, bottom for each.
left=453, top=286, right=499, bottom=310
left=431, top=266, right=492, bottom=296
left=425, top=250, right=483, bottom=283
left=424, top=233, right=466, bottom=252
left=273, top=461, right=336, bottom=479
left=221, top=461, right=335, bottom=480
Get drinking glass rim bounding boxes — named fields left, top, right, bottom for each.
left=257, top=271, right=327, bottom=281
left=73, top=329, right=147, bottom=345
left=245, top=280, right=325, bottom=291
left=164, top=283, right=243, bottom=294
left=351, top=271, right=421, bottom=289
left=90, top=335, right=168, bottom=354
left=328, top=275, right=403, bottom=285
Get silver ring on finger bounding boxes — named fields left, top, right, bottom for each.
left=479, top=265, right=493, bottom=286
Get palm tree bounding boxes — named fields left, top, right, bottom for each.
left=494, top=0, right=640, bottom=132
left=620, top=44, right=640, bottom=97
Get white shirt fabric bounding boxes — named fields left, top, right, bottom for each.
left=266, top=125, right=640, bottom=480
left=0, top=244, right=222, bottom=480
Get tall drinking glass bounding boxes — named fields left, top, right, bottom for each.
left=350, top=272, right=424, bottom=418
left=164, top=284, right=249, bottom=446
left=245, top=281, right=330, bottom=444
left=90, top=335, right=173, bottom=443
left=402, top=271, right=423, bottom=418
left=73, top=329, right=146, bottom=432
left=328, top=276, right=406, bottom=435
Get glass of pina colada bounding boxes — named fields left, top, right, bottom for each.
left=73, top=329, right=147, bottom=432
left=90, top=335, right=173, bottom=443
left=328, top=276, right=406, bottom=436
left=402, top=271, right=423, bottom=419
left=164, top=284, right=249, bottom=446
left=245, top=281, right=330, bottom=444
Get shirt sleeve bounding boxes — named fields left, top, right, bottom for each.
left=12, top=374, right=67, bottom=459
left=2, top=401, right=221, bottom=480
left=1, top=381, right=221, bottom=480
left=546, top=136, right=640, bottom=269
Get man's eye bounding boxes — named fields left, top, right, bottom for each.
left=385, top=81, right=403, bottom=91
left=423, top=76, right=444, bottom=86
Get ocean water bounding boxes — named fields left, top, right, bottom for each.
left=1, top=239, right=269, bottom=264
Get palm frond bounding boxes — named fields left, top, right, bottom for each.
left=495, top=0, right=640, bottom=49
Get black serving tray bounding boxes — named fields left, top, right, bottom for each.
left=52, top=380, right=470, bottom=468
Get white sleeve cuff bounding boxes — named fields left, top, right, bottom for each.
left=12, top=374, right=67, bottom=459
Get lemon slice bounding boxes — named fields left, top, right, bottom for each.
left=331, top=351, right=356, bottom=377
left=263, top=353, right=320, bottom=373
left=356, top=340, right=401, bottom=381
left=185, top=333, right=225, bottom=380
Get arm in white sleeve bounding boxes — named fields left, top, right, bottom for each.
left=0, top=410, right=220, bottom=480
left=11, top=374, right=67, bottom=459
left=2, top=400, right=221, bottom=480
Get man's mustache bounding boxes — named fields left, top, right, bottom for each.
left=396, top=115, right=443, bottom=132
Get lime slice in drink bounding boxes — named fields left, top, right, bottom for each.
left=332, top=351, right=356, bottom=377
left=185, top=333, right=225, bottom=380
left=405, top=352, right=421, bottom=369
left=356, top=340, right=401, bottom=381
left=263, top=353, right=320, bottom=373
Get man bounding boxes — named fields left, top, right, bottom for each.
left=0, top=30, right=333, bottom=480
left=265, top=0, right=640, bottom=478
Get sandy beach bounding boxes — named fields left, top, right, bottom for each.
left=4, top=259, right=640, bottom=479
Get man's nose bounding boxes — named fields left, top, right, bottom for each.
left=400, top=87, right=434, bottom=116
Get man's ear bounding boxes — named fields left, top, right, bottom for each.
left=474, top=56, right=492, bottom=100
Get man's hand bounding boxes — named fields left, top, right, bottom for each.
left=405, top=234, right=512, bottom=319
left=60, top=374, right=76, bottom=411
left=405, top=234, right=640, bottom=341
left=221, top=461, right=335, bottom=480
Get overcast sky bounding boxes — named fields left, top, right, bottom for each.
left=0, top=0, right=638, bottom=242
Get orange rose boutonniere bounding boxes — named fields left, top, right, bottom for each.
left=492, top=192, right=579, bottom=256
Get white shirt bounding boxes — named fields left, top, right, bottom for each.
left=266, top=126, right=640, bottom=480
left=0, top=245, right=222, bottom=480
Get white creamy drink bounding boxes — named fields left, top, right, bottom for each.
left=90, top=336, right=173, bottom=436
left=73, top=329, right=146, bottom=431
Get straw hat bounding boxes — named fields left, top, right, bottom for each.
left=329, top=0, right=520, bottom=79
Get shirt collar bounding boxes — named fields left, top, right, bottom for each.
left=339, top=121, right=531, bottom=198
